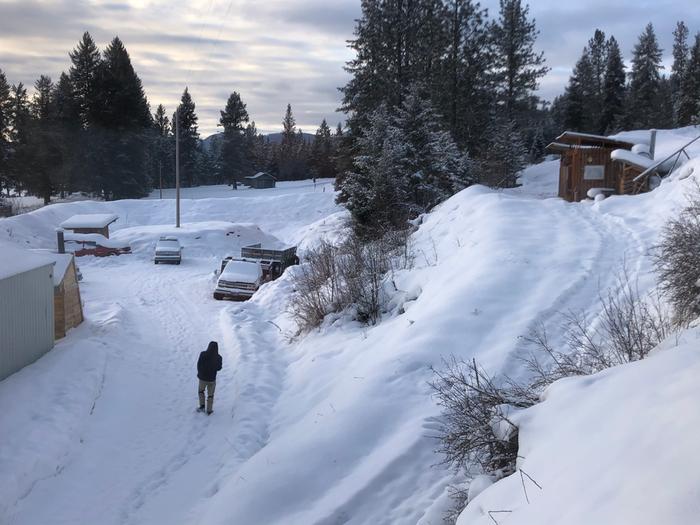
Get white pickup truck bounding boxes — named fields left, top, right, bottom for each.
left=213, top=258, right=263, bottom=301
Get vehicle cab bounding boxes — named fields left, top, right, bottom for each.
left=154, top=236, right=182, bottom=264
left=213, top=258, right=263, bottom=300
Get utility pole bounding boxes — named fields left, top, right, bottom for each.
left=159, top=161, right=163, bottom=200
left=175, top=106, right=180, bottom=228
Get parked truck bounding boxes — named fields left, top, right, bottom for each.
left=213, top=244, right=298, bottom=301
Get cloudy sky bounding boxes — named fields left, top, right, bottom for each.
left=1, top=0, right=698, bottom=137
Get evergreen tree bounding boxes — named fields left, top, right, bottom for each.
left=275, top=104, right=307, bottom=180
left=32, top=75, right=53, bottom=120
left=339, top=103, right=411, bottom=234
left=51, top=73, right=79, bottom=195
left=678, top=33, right=700, bottom=125
left=564, top=48, right=594, bottom=131
left=480, top=117, right=527, bottom=188
left=491, top=0, right=549, bottom=122
left=626, top=23, right=663, bottom=128
left=218, top=91, right=250, bottom=185
left=438, top=0, right=492, bottom=153
left=310, top=118, right=336, bottom=180
left=174, top=87, right=200, bottom=187
left=671, top=21, right=689, bottom=124
left=7, top=83, right=32, bottom=192
left=152, top=104, right=173, bottom=189
left=587, top=29, right=608, bottom=132
left=93, top=37, right=153, bottom=198
left=600, top=36, right=626, bottom=133
left=68, top=32, right=101, bottom=128
left=0, top=69, right=12, bottom=194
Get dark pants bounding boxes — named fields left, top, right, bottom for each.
left=198, top=379, right=216, bottom=413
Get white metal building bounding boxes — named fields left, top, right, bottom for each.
left=0, top=242, right=56, bottom=381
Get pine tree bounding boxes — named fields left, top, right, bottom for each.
left=218, top=91, right=250, bottom=185
left=587, top=29, right=608, bottom=132
left=152, top=104, right=173, bottom=188
left=32, top=75, right=53, bottom=120
left=310, top=118, right=336, bottom=180
left=51, top=73, right=80, bottom=196
left=678, top=33, right=700, bottom=125
left=174, top=88, right=200, bottom=187
left=276, top=104, right=307, bottom=180
left=93, top=37, right=153, bottom=198
left=564, top=48, right=594, bottom=131
left=0, top=69, right=12, bottom=194
left=600, top=36, right=626, bottom=133
left=339, top=103, right=411, bottom=234
left=7, top=83, right=32, bottom=192
left=481, top=117, right=527, bottom=188
left=671, top=21, right=689, bottom=125
left=68, top=32, right=101, bottom=128
left=154, top=104, right=169, bottom=136
left=438, top=0, right=492, bottom=153
left=491, top=0, right=549, bottom=122
left=626, top=23, right=663, bottom=128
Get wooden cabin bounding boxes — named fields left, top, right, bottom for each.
left=546, top=132, right=637, bottom=202
left=60, top=213, right=119, bottom=238
left=244, top=172, right=277, bottom=189
left=51, top=254, right=83, bottom=339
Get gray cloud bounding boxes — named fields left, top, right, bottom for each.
left=1, top=0, right=698, bottom=136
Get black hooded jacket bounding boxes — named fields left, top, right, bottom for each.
left=197, top=341, right=222, bottom=382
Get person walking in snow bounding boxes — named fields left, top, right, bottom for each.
left=197, top=341, right=222, bottom=415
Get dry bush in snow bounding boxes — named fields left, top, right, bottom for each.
left=429, top=357, right=538, bottom=479
left=654, top=187, right=700, bottom=326
left=522, top=269, right=672, bottom=390
left=289, top=229, right=413, bottom=332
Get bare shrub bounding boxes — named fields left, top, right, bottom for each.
left=289, top=229, right=413, bottom=331
left=429, top=357, right=538, bottom=478
left=522, top=269, right=672, bottom=389
left=654, top=186, right=700, bottom=326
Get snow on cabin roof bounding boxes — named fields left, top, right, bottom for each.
left=547, top=131, right=635, bottom=150
left=60, top=213, right=119, bottom=229
left=0, top=241, right=55, bottom=281
left=610, top=149, right=654, bottom=170
left=245, top=172, right=276, bottom=180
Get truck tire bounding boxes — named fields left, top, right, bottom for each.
left=213, top=293, right=223, bottom=300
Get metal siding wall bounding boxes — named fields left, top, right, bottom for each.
left=0, top=265, right=55, bottom=381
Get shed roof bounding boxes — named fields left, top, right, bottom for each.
left=245, top=172, right=277, bottom=180
left=30, top=250, right=75, bottom=285
left=0, top=241, right=55, bottom=281
left=546, top=131, right=635, bottom=152
left=60, top=213, right=119, bottom=229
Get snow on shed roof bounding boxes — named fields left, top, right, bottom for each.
left=245, top=172, right=277, bottom=180
left=60, top=214, right=119, bottom=229
left=30, top=250, right=75, bottom=285
left=611, top=149, right=654, bottom=170
left=0, top=241, right=55, bottom=281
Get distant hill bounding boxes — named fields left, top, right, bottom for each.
left=201, top=131, right=315, bottom=152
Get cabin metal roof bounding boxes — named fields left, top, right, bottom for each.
left=546, top=131, right=635, bottom=152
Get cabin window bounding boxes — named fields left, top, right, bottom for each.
left=584, top=165, right=605, bottom=181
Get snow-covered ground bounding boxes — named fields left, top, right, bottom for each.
left=1, top=127, right=700, bottom=525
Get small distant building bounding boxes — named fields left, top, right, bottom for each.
left=0, top=243, right=55, bottom=381
left=244, top=172, right=277, bottom=189
left=60, top=213, right=119, bottom=238
left=546, top=132, right=639, bottom=202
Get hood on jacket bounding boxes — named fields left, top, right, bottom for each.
left=206, top=341, right=219, bottom=354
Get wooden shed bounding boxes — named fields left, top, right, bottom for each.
left=51, top=254, right=83, bottom=339
left=546, top=132, right=636, bottom=202
left=60, top=213, right=119, bottom=238
left=244, top=172, right=277, bottom=189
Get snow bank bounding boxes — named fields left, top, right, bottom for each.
left=457, top=325, right=700, bottom=525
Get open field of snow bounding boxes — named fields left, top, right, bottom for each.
left=2, top=127, right=700, bottom=525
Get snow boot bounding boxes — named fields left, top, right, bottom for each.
left=197, top=405, right=205, bottom=412
left=206, top=410, right=213, bottom=416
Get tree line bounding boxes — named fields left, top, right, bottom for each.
left=0, top=32, right=342, bottom=203
left=553, top=21, right=700, bottom=135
